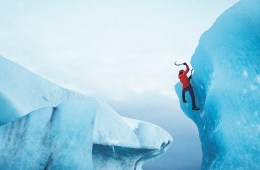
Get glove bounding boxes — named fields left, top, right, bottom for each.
left=183, top=62, right=187, bottom=65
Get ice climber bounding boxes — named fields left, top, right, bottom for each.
left=178, top=62, right=200, bottom=110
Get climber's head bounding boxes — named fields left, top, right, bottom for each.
left=179, top=70, right=184, bottom=75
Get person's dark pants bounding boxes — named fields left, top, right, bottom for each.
left=182, top=86, right=196, bottom=108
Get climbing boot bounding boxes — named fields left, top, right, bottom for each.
left=192, top=106, right=200, bottom=110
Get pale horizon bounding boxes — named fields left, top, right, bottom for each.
left=0, top=0, right=239, bottom=169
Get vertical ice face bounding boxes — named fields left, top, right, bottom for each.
left=176, top=0, right=260, bottom=169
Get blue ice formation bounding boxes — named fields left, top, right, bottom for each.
left=0, top=56, right=172, bottom=170
left=176, top=0, right=260, bottom=169
left=0, top=100, right=97, bottom=169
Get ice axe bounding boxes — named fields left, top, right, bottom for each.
left=174, top=61, right=184, bottom=66
left=189, top=69, right=194, bottom=80
left=175, top=61, right=194, bottom=77
left=174, top=61, right=194, bottom=74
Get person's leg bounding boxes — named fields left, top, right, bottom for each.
left=188, top=87, right=196, bottom=108
left=182, top=89, right=187, bottom=103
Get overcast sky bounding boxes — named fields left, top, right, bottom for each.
left=0, top=0, right=238, bottom=102
left=0, top=0, right=238, bottom=169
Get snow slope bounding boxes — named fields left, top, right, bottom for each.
left=0, top=56, right=172, bottom=169
left=176, top=0, right=260, bottom=169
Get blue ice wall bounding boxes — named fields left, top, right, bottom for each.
left=0, top=100, right=97, bottom=169
left=176, top=0, right=260, bottom=169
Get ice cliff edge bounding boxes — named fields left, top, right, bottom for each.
left=176, top=0, right=260, bottom=169
left=0, top=56, right=172, bottom=170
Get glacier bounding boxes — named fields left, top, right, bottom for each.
left=0, top=56, right=172, bottom=169
left=0, top=100, right=97, bottom=169
left=176, top=0, right=260, bottom=169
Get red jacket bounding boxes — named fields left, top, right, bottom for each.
left=178, top=64, right=191, bottom=89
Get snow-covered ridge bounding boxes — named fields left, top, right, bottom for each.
left=0, top=56, right=172, bottom=169
left=176, top=0, right=260, bottom=169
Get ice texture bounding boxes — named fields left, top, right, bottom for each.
left=0, top=100, right=97, bottom=169
left=176, top=0, right=260, bottom=169
left=0, top=56, right=172, bottom=169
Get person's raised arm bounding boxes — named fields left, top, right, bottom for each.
left=183, top=62, right=189, bottom=74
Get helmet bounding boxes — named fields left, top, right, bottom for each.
left=179, top=70, right=184, bottom=75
